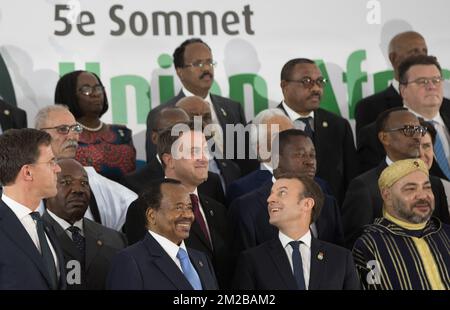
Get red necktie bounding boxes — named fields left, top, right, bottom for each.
left=190, top=193, right=211, bottom=246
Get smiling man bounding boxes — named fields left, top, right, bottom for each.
left=233, top=173, right=359, bottom=290
left=107, top=178, right=218, bottom=290
left=43, top=158, right=127, bottom=289
left=353, top=159, right=450, bottom=290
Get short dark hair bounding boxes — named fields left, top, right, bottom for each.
left=173, top=38, right=211, bottom=69
left=54, top=70, right=109, bottom=118
left=275, top=172, right=324, bottom=224
left=281, top=58, right=315, bottom=81
left=375, top=107, right=408, bottom=134
left=419, top=118, right=436, bottom=144
left=0, top=128, right=52, bottom=185
left=157, top=121, right=203, bottom=169
left=140, top=178, right=183, bottom=227
left=273, top=128, right=310, bottom=157
left=398, top=55, right=442, bottom=84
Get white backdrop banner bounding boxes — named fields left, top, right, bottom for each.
left=0, top=0, right=449, bottom=159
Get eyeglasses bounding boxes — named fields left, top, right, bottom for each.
left=403, top=77, right=443, bottom=87
left=78, top=85, right=105, bottom=96
left=384, top=125, right=427, bottom=137
left=285, top=77, right=327, bottom=88
left=40, top=124, right=83, bottom=135
left=183, top=60, right=217, bottom=69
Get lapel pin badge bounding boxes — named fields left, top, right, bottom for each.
left=220, top=108, right=227, bottom=117
left=199, top=260, right=204, bottom=267
left=322, top=121, right=328, bottom=128
left=118, top=129, right=124, bottom=137
left=97, top=240, right=103, bottom=246
left=4, top=109, right=10, bottom=116
left=209, top=210, right=214, bottom=216
left=317, top=251, right=324, bottom=260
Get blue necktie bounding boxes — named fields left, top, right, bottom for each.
left=297, top=117, right=314, bottom=139
left=432, top=121, right=450, bottom=179
left=289, top=241, right=306, bottom=290
left=30, top=212, right=58, bottom=290
left=67, top=226, right=85, bottom=262
left=177, top=248, right=203, bottom=290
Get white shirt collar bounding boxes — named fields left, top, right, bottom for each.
left=1, top=194, right=36, bottom=220
left=403, top=103, right=441, bottom=121
left=279, top=230, right=312, bottom=249
left=260, top=162, right=273, bottom=174
left=148, top=230, right=187, bottom=260
left=46, top=209, right=84, bottom=233
left=391, top=80, right=400, bottom=94
left=385, top=156, right=395, bottom=166
left=281, top=101, right=315, bottom=121
left=182, top=87, right=212, bottom=102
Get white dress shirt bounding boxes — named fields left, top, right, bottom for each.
left=281, top=101, right=315, bottom=131
left=1, top=194, right=60, bottom=276
left=279, top=230, right=311, bottom=289
left=47, top=209, right=84, bottom=239
left=148, top=230, right=188, bottom=273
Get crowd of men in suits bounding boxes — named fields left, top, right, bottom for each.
left=0, top=31, right=449, bottom=290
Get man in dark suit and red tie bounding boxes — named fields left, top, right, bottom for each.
left=233, top=173, right=360, bottom=290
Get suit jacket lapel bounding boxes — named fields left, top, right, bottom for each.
left=308, top=238, right=326, bottom=290
left=0, top=202, right=53, bottom=288
left=268, top=239, right=297, bottom=289
left=195, top=196, right=214, bottom=252
left=189, top=251, right=212, bottom=289
left=42, top=212, right=81, bottom=261
left=210, top=95, right=228, bottom=130
left=0, top=110, right=13, bottom=131
left=143, top=234, right=193, bottom=290
left=84, top=219, right=102, bottom=270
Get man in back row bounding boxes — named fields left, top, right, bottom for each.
left=145, top=38, right=247, bottom=169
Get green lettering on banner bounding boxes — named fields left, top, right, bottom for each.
left=210, top=80, right=222, bottom=96
left=158, top=53, right=176, bottom=104
left=110, top=75, right=150, bottom=124
left=229, top=73, right=268, bottom=115
left=443, top=69, right=450, bottom=79
left=59, top=62, right=100, bottom=76
left=315, top=60, right=341, bottom=116
left=373, top=70, right=393, bottom=93
left=343, top=50, right=367, bottom=119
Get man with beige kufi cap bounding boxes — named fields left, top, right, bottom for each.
left=352, top=159, right=450, bottom=290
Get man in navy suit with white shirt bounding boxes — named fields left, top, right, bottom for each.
left=107, top=178, right=218, bottom=290
left=0, top=128, right=66, bottom=289
left=233, top=173, right=359, bottom=290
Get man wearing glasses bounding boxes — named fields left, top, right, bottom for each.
left=342, top=107, right=450, bottom=248
left=398, top=55, right=450, bottom=183
left=277, top=58, right=358, bottom=205
left=145, top=38, right=247, bottom=168
left=34, top=105, right=137, bottom=231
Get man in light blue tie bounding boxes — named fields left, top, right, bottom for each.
left=107, top=178, right=218, bottom=290
left=398, top=55, right=450, bottom=182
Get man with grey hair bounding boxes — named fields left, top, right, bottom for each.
left=226, top=108, right=294, bottom=204
left=35, top=105, right=137, bottom=231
